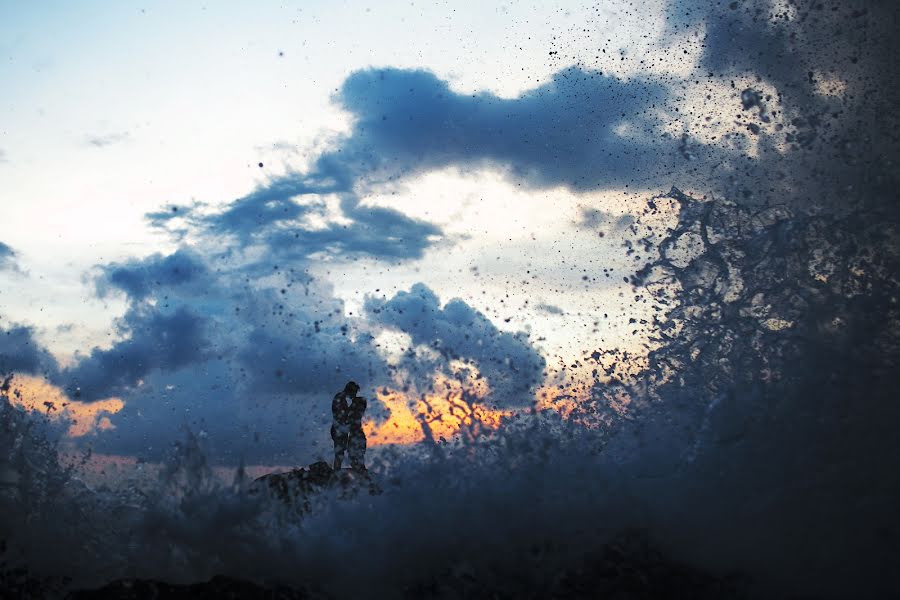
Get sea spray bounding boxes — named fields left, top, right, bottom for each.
left=1, top=183, right=898, bottom=598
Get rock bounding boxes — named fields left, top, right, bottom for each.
left=251, top=461, right=381, bottom=509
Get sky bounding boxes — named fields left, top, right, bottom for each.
left=0, top=0, right=767, bottom=466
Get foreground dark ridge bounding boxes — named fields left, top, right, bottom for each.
left=64, top=530, right=747, bottom=599
left=251, top=460, right=382, bottom=508
left=67, top=576, right=318, bottom=600
left=2, top=461, right=749, bottom=599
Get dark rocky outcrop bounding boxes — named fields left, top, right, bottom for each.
left=251, top=461, right=381, bottom=510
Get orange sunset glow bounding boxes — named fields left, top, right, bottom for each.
left=4, top=373, right=123, bottom=437
left=362, top=373, right=602, bottom=446
left=363, top=375, right=511, bottom=446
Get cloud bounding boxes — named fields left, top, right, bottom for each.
left=0, top=324, right=59, bottom=378
left=85, top=132, right=130, bottom=148
left=64, top=248, right=393, bottom=461
left=169, top=65, right=723, bottom=269
left=327, top=66, right=680, bottom=191
left=0, top=242, right=18, bottom=271
left=96, top=248, right=212, bottom=301
left=536, top=303, right=565, bottom=315
left=62, top=306, right=210, bottom=401
left=0, top=149, right=7, bottom=163
left=196, top=182, right=443, bottom=263
left=235, top=313, right=385, bottom=397
left=366, top=284, right=546, bottom=407
left=209, top=66, right=691, bottom=220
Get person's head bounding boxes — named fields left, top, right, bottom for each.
left=344, top=381, right=360, bottom=396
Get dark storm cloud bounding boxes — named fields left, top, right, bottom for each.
left=328, top=66, right=676, bottom=190
left=62, top=306, right=209, bottom=401
left=96, top=249, right=212, bottom=301
left=61, top=251, right=216, bottom=401
left=209, top=183, right=327, bottom=236
left=220, top=282, right=389, bottom=397
left=187, top=65, right=711, bottom=266
left=198, top=182, right=442, bottom=262
left=236, top=326, right=383, bottom=396
left=366, top=284, right=545, bottom=407
left=0, top=242, right=18, bottom=271
left=218, top=66, right=684, bottom=215
left=260, top=200, right=443, bottom=261
left=0, top=325, right=59, bottom=377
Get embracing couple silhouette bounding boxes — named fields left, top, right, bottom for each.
left=331, top=381, right=367, bottom=471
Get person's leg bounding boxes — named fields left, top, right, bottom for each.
left=349, top=428, right=367, bottom=470
left=331, top=426, right=348, bottom=470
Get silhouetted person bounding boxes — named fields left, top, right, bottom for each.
left=347, top=390, right=367, bottom=470
left=331, top=381, right=367, bottom=470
